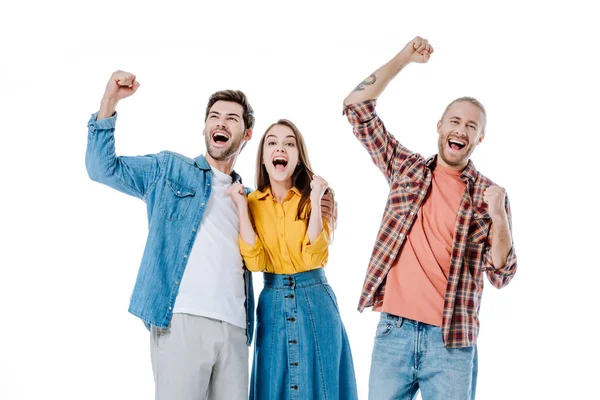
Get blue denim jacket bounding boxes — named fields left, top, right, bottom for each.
left=85, top=112, right=254, bottom=345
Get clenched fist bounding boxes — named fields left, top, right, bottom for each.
left=310, top=175, right=329, bottom=204
left=97, top=70, right=141, bottom=119
left=483, top=185, right=507, bottom=219
left=400, top=36, right=434, bottom=64
left=103, top=70, right=140, bottom=101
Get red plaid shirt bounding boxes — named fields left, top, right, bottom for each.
left=344, top=100, right=518, bottom=348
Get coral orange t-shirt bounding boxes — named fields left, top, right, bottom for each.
left=379, top=163, right=466, bottom=326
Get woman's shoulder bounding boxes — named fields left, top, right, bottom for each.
left=247, top=189, right=269, bottom=208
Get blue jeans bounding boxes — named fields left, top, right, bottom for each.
left=369, top=313, right=478, bottom=400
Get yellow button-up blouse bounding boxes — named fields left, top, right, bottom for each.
left=239, top=186, right=330, bottom=274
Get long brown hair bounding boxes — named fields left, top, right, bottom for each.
left=255, top=119, right=333, bottom=221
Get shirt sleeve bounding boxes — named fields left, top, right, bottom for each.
left=239, top=233, right=268, bottom=272
left=86, top=112, right=163, bottom=200
left=301, top=218, right=330, bottom=269
left=483, top=195, right=518, bottom=288
left=343, top=100, right=418, bottom=183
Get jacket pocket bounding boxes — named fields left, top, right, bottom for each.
left=159, top=179, right=197, bottom=221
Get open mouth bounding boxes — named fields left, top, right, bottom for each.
left=272, top=156, right=288, bottom=171
left=448, top=138, right=467, bottom=151
left=212, top=131, right=230, bottom=145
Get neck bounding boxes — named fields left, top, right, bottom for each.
left=270, top=179, right=293, bottom=203
left=436, top=155, right=468, bottom=171
left=205, top=153, right=237, bottom=175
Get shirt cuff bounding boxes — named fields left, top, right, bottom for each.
left=303, top=228, right=329, bottom=255
left=238, top=234, right=262, bottom=257
left=342, top=99, right=378, bottom=124
left=88, top=111, right=118, bottom=132
left=485, top=246, right=517, bottom=275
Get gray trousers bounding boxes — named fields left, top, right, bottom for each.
left=150, top=313, right=249, bottom=400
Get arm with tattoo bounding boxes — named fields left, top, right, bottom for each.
left=344, top=36, right=434, bottom=106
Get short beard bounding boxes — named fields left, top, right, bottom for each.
left=204, top=131, right=243, bottom=161
left=437, top=134, right=474, bottom=168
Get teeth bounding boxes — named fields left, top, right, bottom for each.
left=273, top=157, right=288, bottom=167
left=213, top=132, right=229, bottom=140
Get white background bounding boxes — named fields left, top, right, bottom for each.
left=1, top=1, right=598, bottom=399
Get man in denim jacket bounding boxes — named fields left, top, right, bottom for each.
left=86, top=70, right=258, bottom=399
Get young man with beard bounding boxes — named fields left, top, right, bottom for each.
left=85, top=71, right=333, bottom=399
left=343, top=37, right=518, bottom=399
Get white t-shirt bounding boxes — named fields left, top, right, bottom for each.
left=173, top=166, right=246, bottom=329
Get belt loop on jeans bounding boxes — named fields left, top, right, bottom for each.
left=385, top=313, right=404, bottom=328
left=397, top=316, right=404, bottom=328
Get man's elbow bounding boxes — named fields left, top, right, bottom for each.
left=85, top=155, right=112, bottom=184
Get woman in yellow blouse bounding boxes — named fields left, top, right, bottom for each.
left=227, top=119, right=357, bottom=399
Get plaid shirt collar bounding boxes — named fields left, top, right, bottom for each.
left=425, top=155, right=478, bottom=184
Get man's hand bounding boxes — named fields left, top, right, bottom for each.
left=344, top=35, right=434, bottom=105
left=399, top=36, right=434, bottom=64
left=484, top=185, right=513, bottom=271
left=320, top=192, right=337, bottom=230
left=98, top=70, right=140, bottom=120
left=484, top=185, right=507, bottom=220
left=104, top=70, right=140, bottom=101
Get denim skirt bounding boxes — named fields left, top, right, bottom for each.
left=249, top=268, right=358, bottom=400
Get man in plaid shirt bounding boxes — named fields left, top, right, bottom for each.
left=343, top=36, right=517, bottom=399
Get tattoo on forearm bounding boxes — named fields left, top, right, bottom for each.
left=353, top=73, right=377, bottom=91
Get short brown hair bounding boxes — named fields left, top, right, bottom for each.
left=441, top=96, right=487, bottom=133
left=205, top=90, right=255, bottom=131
